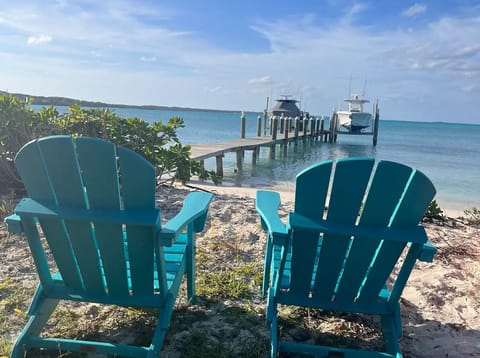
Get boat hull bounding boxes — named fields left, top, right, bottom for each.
left=336, top=111, right=372, bottom=132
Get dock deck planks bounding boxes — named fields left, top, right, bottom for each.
left=189, top=136, right=286, bottom=161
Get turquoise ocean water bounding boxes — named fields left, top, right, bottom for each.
left=39, top=106, right=480, bottom=215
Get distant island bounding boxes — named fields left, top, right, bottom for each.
left=0, top=90, right=241, bottom=113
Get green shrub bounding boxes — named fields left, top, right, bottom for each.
left=424, top=200, right=444, bottom=220
left=0, top=95, right=52, bottom=192
left=0, top=94, right=219, bottom=194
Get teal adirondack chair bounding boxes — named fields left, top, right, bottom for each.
left=5, top=135, right=213, bottom=357
left=256, top=158, right=437, bottom=358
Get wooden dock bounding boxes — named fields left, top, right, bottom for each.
left=189, top=114, right=330, bottom=176
left=188, top=110, right=379, bottom=177
left=190, top=137, right=282, bottom=161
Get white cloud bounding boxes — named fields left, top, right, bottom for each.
left=402, top=3, right=427, bottom=17
left=1, top=1, right=479, bottom=122
left=248, top=76, right=272, bottom=86
left=0, top=2, right=188, bottom=56
left=455, top=44, right=480, bottom=58
left=205, top=86, right=222, bottom=93
left=461, top=84, right=476, bottom=92
left=140, top=56, right=157, bottom=62
left=344, top=2, right=369, bottom=22
left=27, top=34, right=52, bottom=45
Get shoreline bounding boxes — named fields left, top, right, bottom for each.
left=188, top=181, right=467, bottom=218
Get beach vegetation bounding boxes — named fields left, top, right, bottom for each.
left=0, top=276, right=35, bottom=357
left=0, top=194, right=15, bottom=221
left=196, top=259, right=261, bottom=300
left=463, top=207, right=480, bottom=225
left=424, top=200, right=445, bottom=220
left=0, top=94, right=220, bottom=196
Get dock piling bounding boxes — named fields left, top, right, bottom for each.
left=373, top=100, right=380, bottom=146
left=303, top=117, right=308, bottom=139
left=236, top=151, right=243, bottom=171
left=272, top=116, right=278, bottom=140
left=284, top=118, right=289, bottom=140
left=294, top=117, right=300, bottom=139
left=215, top=154, right=224, bottom=177
left=240, top=112, right=246, bottom=139
left=321, top=117, right=326, bottom=141
left=263, top=110, right=268, bottom=136
left=280, top=114, right=285, bottom=134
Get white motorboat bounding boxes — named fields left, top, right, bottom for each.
left=335, top=93, right=372, bottom=132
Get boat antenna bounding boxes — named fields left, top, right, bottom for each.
left=348, top=75, right=352, bottom=97
left=362, top=74, right=368, bottom=96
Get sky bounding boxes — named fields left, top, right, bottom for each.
left=1, top=0, right=479, bottom=123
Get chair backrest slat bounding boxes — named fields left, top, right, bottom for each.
left=326, top=158, right=374, bottom=221
left=311, top=159, right=374, bottom=302
left=294, top=160, right=332, bottom=221
left=289, top=230, right=319, bottom=298
left=76, top=137, right=128, bottom=295
left=118, top=146, right=156, bottom=295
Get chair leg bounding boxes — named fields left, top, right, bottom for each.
left=148, top=293, right=175, bottom=357
left=393, top=303, right=403, bottom=338
left=380, top=311, right=402, bottom=356
left=11, top=288, right=59, bottom=358
left=262, top=236, right=274, bottom=297
left=266, top=287, right=277, bottom=324
left=186, top=226, right=196, bottom=303
left=270, top=307, right=278, bottom=358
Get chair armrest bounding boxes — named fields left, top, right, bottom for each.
left=11, top=198, right=161, bottom=226
left=5, top=214, right=24, bottom=234
left=288, top=212, right=429, bottom=244
left=255, top=190, right=288, bottom=245
left=158, top=192, right=213, bottom=246
left=419, top=240, right=437, bottom=262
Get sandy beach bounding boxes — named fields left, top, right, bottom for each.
left=1, top=184, right=479, bottom=357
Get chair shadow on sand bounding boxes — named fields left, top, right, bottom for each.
left=399, top=298, right=480, bottom=357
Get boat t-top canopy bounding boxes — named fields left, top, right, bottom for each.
left=344, top=93, right=370, bottom=104
left=344, top=93, right=370, bottom=112
left=271, top=95, right=302, bottom=117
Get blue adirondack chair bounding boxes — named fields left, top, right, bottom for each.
left=256, top=158, right=437, bottom=358
left=5, top=135, right=213, bottom=357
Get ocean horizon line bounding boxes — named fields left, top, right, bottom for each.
left=4, top=90, right=478, bottom=126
